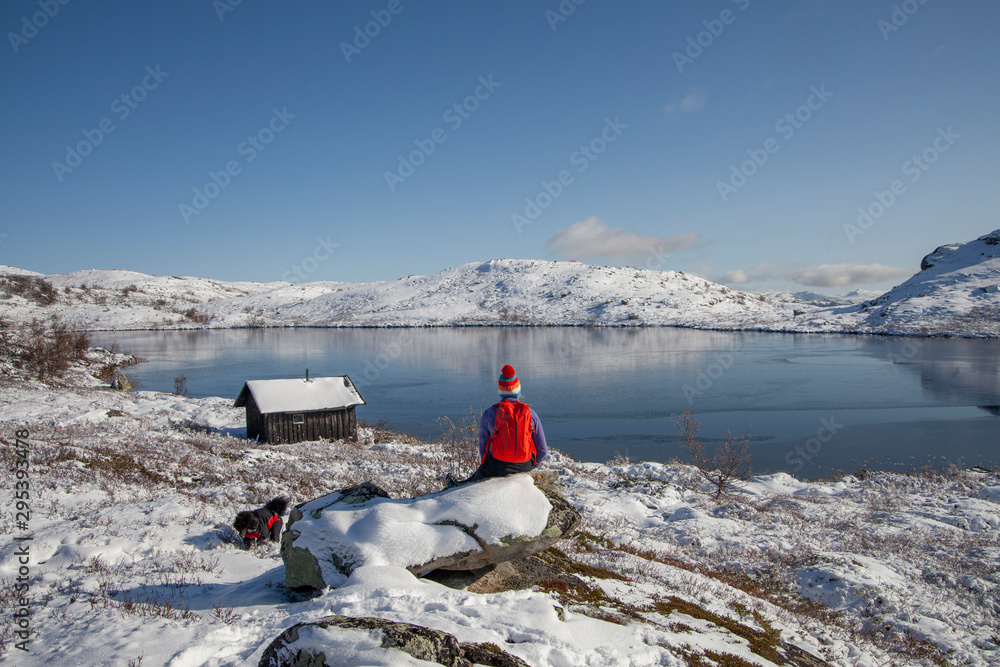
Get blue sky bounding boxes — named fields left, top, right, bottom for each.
left=2, top=0, right=998, bottom=293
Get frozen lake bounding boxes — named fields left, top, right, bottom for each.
left=92, top=328, right=1000, bottom=477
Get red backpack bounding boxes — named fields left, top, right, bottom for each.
left=488, top=400, right=535, bottom=463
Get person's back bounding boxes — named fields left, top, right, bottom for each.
left=458, top=364, right=547, bottom=484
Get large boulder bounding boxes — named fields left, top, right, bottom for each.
left=258, top=615, right=530, bottom=667
left=280, top=473, right=580, bottom=592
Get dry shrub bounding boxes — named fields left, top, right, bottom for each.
left=182, top=307, right=209, bottom=323
left=212, top=604, right=239, bottom=625
left=18, top=318, right=91, bottom=380
left=436, top=407, right=480, bottom=478
left=0, top=275, right=58, bottom=305
left=115, top=590, right=198, bottom=623
left=360, top=418, right=397, bottom=445
left=674, top=411, right=751, bottom=501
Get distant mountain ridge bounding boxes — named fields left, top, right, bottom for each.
left=795, top=229, right=1000, bottom=336
left=197, top=258, right=794, bottom=329
left=2, top=229, right=997, bottom=336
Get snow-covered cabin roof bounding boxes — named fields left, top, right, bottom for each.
left=234, top=376, right=365, bottom=414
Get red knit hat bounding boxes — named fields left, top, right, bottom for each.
left=498, top=364, right=521, bottom=399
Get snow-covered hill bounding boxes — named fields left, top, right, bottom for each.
left=1, top=260, right=796, bottom=330
left=201, top=259, right=794, bottom=329
left=0, top=268, right=285, bottom=330
left=795, top=230, right=1000, bottom=336
left=3, top=229, right=998, bottom=336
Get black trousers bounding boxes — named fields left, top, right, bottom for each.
left=465, top=452, right=536, bottom=483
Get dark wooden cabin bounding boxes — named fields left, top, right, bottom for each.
left=234, top=375, right=365, bottom=444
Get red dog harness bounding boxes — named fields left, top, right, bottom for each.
left=245, top=513, right=281, bottom=540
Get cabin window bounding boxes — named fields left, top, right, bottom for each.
left=292, top=413, right=305, bottom=425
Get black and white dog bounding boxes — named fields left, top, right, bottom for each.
left=233, top=497, right=288, bottom=548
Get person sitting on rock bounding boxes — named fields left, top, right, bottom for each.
left=450, top=365, right=547, bottom=485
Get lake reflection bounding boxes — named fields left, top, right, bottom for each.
left=92, top=328, right=1000, bottom=477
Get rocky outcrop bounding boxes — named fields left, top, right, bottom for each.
left=424, top=553, right=588, bottom=594
left=258, top=615, right=530, bottom=667
left=281, top=482, right=391, bottom=591
left=280, top=473, right=580, bottom=592
left=111, top=373, right=132, bottom=391
left=920, top=243, right=961, bottom=271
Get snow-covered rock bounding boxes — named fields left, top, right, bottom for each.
left=258, top=613, right=531, bottom=667
left=280, top=475, right=580, bottom=591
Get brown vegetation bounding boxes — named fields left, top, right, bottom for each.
left=0, top=275, right=58, bottom=306
left=20, top=318, right=91, bottom=380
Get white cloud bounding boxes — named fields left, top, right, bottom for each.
left=545, top=217, right=700, bottom=262
left=719, top=262, right=784, bottom=284
left=718, top=262, right=912, bottom=288
left=721, top=269, right=749, bottom=284
left=787, top=263, right=912, bottom=287
left=664, top=88, right=707, bottom=115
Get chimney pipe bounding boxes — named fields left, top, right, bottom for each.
left=306, top=368, right=310, bottom=382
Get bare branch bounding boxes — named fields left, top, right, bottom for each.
left=673, top=411, right=752, bottom=501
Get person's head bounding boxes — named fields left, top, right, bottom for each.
left=498, top=364, right=521, bottom=400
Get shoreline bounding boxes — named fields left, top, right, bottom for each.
left=47, top=320, right=1000, bottom=340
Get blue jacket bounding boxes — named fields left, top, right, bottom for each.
left=478, top=399, right=547, bottom=464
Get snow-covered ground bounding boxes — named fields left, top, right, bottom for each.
left=1, top=362, right=997, bottom=666
left=3, top=228, right=998, bottom=337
